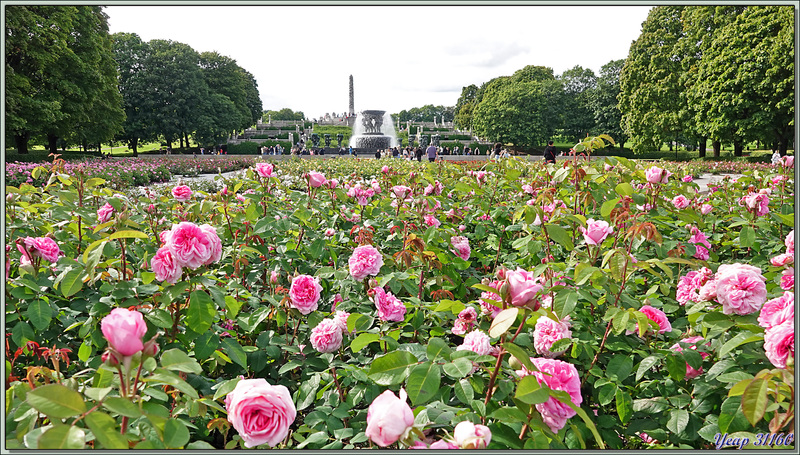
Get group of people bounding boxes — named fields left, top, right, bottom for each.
left=260, top=145, right=284, bottom=156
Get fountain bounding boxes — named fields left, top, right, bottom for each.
left=349, top=110, right=398, bottom=152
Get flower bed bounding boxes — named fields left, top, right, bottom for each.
left=4, top=154, right=795, bottom=449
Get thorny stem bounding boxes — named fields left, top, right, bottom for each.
left=482, top=346, right=506, bottom=424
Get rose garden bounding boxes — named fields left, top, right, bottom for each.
left=4, top=142, right=795, bottom=449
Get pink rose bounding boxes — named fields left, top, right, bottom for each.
left=429, top=440, right=459, bottom=449
left=781, top=268, right=794, bottom=290
left=505, top=268, right=543, bottom=309
left=689, top=227, right=711, bottom=261
left=199, top=224, right=222, bottom=265
left=423, top=215, right=441, bottom=228
left=310, top=319, right=343, bottom=353
left=740, top=193, right=770, bottom=217
left=326, top=178, right=339, bottom=189
left=288, top=274, right=322, bottom=315
left=381, top=165, right=389, bottom=174
left=270, top=270, right=279, bottom=284
left=672, top=195, right=690, bottom=210
left=520, top=358, right=582, bottom=433
left=391, top=185, right=412, bottom=199
left=534, top=315, right=572, bottom=358
left=786, top=230, right=794, bottom=255
left=452, top=319, right=468, bottom=335
left=641, top=305, right=672, bottom=334
left=771, top=253, right=794, bottom=267
left=324, top=228, right=336, bottom=238
left=171, top=184, right=193, bottom=202
left=97, top=202, right=115, bottom=223
left=764, top=321, right=794, bottom=369
left=671, top=336, right=710, bottom=379
left=166, top=222, right=216, bottom=269
left=365, top=389, right=414, bottom=447
left=682, top=175, right=693, bottom=183
left=348, top=245, right=384, bottom=281
left=715, top=265, right=767, bottom=315
left=333, top=310, right=351, bottom=333
left=700, top=204, right=713, bottom=215
left=676, top=268, right=714, bottom=305
left=255, top=162, right=274, bottom=178
left=101, top=308, right=147, bottom=356
left=225, top=378, right=296, bottom=448
left=151, top=246, right=182, bottom=284
left=458, top=307, right=477, bottom=325
left=581, top=219, right=613, bottom=246
left=456, top=330, right=494, bottom=356
left=373, top=288, right=406, bottom=322
left=450, top=236, right=471, bottom=261
left=645, top=166, right=671, bottom=184
left=782, top=155, right=794, bottom=168
left=20, top=237, right=63, bottom=263
left=453, top=421, right=492, bottom=449
left=758, top=291, right=794, bottom=330
left=307, top=171, right=327, bottom=188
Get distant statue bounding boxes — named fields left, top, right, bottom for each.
left=324, top=134, right=331, bottom=147
left=337, top=133, right=344, bottom=147
left=431, top=134, right=440, bottom=147
left=311, top=133, right=320, bottom=148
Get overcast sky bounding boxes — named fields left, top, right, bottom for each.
left=105, top=4, right=652, bottom=120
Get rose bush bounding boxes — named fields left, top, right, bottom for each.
left=4, top=152, right=795, bottom=449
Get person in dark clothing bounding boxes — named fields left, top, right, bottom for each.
left=375, top=149, right=381, bottom=159
left=543, top=140, right=557, bottom=164
left=415, top=147, right=423, bottom=162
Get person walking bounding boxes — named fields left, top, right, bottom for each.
left=543, top=140, right=557, bottom=164
left=426, top=143, right=438, bottom=162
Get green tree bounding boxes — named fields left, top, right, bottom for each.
left=112, top=32, right=155, bottom=156
left=195, top=94, right=241, bottom=147
left=591, top=59, right=626, bottom=148
left=618, top=6, right=686, bottom=154
left=264, top=108, right=304, bottom=121
left=559, top=65, right=597, bottom=141
left=453, top=84, right=478, bottom=130
left=472, top=80, right=548, bottom=149
left=687, top=6, right=793, bottom=156
left=199, top=52, right=257, bottom=132
left=144, top=39, right=209, bottom=148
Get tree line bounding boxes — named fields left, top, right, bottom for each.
left=449, top=5, right=792, bottom=155
left=5, top=6, right=263, bottom=156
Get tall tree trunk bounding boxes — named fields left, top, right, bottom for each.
left=14, top=132, right=30, bottom=154
left=733, top=140, right=743, bottom=157
left=184, top=132, right=190, bottom=149
left=47, top=133, right=59, bottom=154
left=179, top=135, right=185, bottom=149
left=779, top=136, right=789, bottom=155
left=82, top=139, right=88, bottom=153
left=698, top=136, right=707, bottom=158
left=712, top=140, right=721, bottom=158
left=130, top=138, right=139, bottom=157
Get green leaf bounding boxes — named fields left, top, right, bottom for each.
left=503, top=341, right=535, bottom=372
left=597, top=384, right=617, bottom=406
left=454, top=378, right=474, bottom=404
left=224, top=296, right=242, bottom=319
left=489, top=308, right=519, bottom=338
left=193, top=331, right=219, bottom=360
left=741, top=378, right=769, bottom=426
left=103, top=397, right=142, bottom=418
left=615, top=182, right=634, bottom=196
left=406, top=362, right=441, bottom=406
left=426, top=337, right=451, bottom=361
left=515, top=375, right=549, bottom=405
left=108, top=230, right=149, bottom=240
left=60, top=268, right=84, bottom=297
left=160, top=349, right=203, bottom=374
left=26, top=384, right=86, bottom=419
left=27, top=300, right=52, bottom=331
left=368, top=351, right=418, bottom=386
left=615, top=389, right=633, bottom=423
left=212, top=377, right=242, bottom=401
left=163, top=419, right=190, bottom=449
left=142, top=368, right=199, bottom=399
left=601, top=198, right=619, bottom=218
left=186, top=290, right=216, bottom=334
left=37, top=425, right=85, bottom=449
left=719, top=331, right=763, bottom=358
left=666, top=353, right=687, bottom=381
left=666, top=409, right=689, bottom=434
left=544, top=224, right=574, bottom=251
left=350, top=333, right=380, bottom=353
left=636, top=355, right=661, bottom=381
left=553, top=289, right=578, bottom=320
left=84, top=411, right=128, bottom=449
left=221, top=338, right=247, bottom=369
left=442, top=358, right=474, bottom=379
left=739, top=226, right=756, bottom=248
left=606, top=356, right=633, bottom=382
left=297, top=431, right=329, bottom=449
